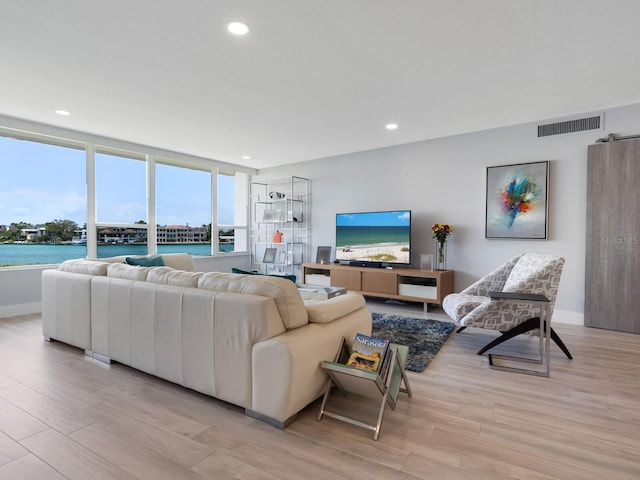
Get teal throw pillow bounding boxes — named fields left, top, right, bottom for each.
left=126, top=256, right=165, bottom=267
left=231, top=267, right=253, bottom=275
left=273, top=274, right=297, bottom=283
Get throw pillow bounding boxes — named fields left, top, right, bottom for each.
left=231, top=267, right=254, bottom=275
left=125, top=256, right=165, bottom=267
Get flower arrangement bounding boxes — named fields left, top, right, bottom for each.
left=431, top=223, right=454, bottom=244
left=431, top=223, right=453, bottom=269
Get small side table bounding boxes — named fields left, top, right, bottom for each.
left=317, top=339, right=412, bottom=440
left=487, top=291, right=552, bottom=377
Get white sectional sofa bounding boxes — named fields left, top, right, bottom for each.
left=41, top=254, right=371, bottom=426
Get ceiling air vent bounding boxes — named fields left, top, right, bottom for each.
left=537, top=116, right=601, bottom=137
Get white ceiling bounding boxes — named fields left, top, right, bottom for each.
left=2, top=0, right=640, bottom=169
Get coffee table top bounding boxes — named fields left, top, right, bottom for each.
left=297, top=284, right=346, bottom=300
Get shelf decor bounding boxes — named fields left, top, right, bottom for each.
left=485, top=161, right=549, bottom=239
left=431, top=223, right=453, bottom=270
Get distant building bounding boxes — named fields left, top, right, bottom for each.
left=160, top=225, right=206, bottom=243
left=96, top=225, right=207, bottom=244
left=20, top=227, right=46, bottom=241
left=71, top=229, right=88, bottom=244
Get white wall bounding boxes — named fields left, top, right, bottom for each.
left=0, top=265, right=56, bottom=318
left=260, top=103, right=640, bottom=325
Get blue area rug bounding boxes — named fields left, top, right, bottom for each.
left=371, top=313, right=456, bottom=372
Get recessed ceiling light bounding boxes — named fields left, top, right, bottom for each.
left=227, top=22, right=249, bottom=35
left=55, top=110, right=71, bottom=116
left=241, top=155, right=251, bottom=160
left=385, top=123, right=398, bottom=130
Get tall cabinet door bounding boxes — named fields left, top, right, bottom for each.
left=585, top=139, right=640, bottom=332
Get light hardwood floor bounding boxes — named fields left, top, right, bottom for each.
left=1, top=299, right=639, bottom=479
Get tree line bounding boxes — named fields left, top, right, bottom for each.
left=0, top=220, right=80, bottom=243
left=0, top=220, right=229, bottom=243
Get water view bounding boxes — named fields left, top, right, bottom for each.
left=0, top=243, right=233, bottom=266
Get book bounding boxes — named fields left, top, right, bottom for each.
left=262, top=209, right=276, bottom=222
left=346, top=333, right=389, bottom=372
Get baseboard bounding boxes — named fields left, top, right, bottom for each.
left=552, top=309, right=584, bottom=326
left=0, top=301, right=41, bottom=319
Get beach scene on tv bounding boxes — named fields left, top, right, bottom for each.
left=336, top=210, right=411, bottom=264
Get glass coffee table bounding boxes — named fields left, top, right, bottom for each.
left=297, top=284, right=347, bottom=300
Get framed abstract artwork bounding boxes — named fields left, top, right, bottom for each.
left=485, top=161, right=549, bottom=239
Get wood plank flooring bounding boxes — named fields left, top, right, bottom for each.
left=1, top=299, right=639, bottom=479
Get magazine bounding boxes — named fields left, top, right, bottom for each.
left=346, top=333, right=389, bottom=372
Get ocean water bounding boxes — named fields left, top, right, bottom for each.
left=335, top=226, right=410, bottom=247
left=0, top=243, right=231, bottom=266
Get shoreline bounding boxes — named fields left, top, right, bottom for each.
left=0, top=243, right=229, bottom=267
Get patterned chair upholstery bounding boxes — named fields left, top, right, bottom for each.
left=442, top=253, right=572, bottom=358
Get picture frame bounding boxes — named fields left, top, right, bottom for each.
left=485, top=161, right=549, bottom=239
left=262, top=209, right=276, bottom=222
left=263, top=247, right=277, bottom=263
left=316, top=246, right=332, bottom=264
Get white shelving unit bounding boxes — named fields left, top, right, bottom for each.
left=250, top=176, right=310, bottom=279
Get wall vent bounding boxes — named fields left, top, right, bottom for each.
left=537, top=115, right=601, bottom=137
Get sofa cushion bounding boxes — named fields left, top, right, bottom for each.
left=107, top=263, right=153, bottom=281
left=91, top=253, right=195, bottom=272
left=58, top=259, right=109, bottom=276
left=198, top=272, right=308, bottom=330
left=304, top=293, right=366, bottom=324
left=159, top=253, right=196, bottom=272
left=126, top=255, right=165, bottom=267
left=91, top=255, right=127, bottom=263
left=231, top=267, right=297, bottom=283
left=147, top=268, right=203, bottom=288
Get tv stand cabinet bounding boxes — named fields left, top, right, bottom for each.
left=302, top=263, right=454, bottom=312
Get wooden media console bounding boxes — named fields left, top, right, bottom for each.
left=302, top=263, right=454, bottom=311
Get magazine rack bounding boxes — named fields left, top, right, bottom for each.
left=318, top=338, right=412, bottom=440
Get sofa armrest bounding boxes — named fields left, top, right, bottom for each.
left=251, top=306, right=371, bottom=424
left=42, top=269, right=92, bottom=350
left=304, top=292, right=366, bottom=324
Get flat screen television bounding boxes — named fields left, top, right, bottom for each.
left=335, top=210, right=411, bottom=266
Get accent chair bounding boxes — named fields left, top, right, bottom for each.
left=442, top=252, right=572, bottom=359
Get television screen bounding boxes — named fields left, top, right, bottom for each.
left=335, top=210, right=411, bottom=265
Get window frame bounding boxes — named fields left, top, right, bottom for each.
left=0, top=126, right=250, bottom=265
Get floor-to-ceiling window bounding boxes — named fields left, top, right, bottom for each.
left=95, top=150, right=148, bottom=258
left=0, top=131, right=248, bottom=266
left=156, top=162, right=213, bottom=256
left=217, top=172, right=248, bottom=253
left=0, top=135, right=86, bottom=266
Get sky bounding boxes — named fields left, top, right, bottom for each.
left=0, top=136, right=234, bottom=227
left=336, top=210, right=411, bottom=227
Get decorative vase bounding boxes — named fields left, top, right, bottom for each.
left=435, top=240, right=447, bottom=270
